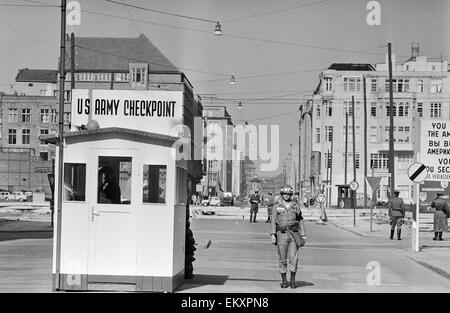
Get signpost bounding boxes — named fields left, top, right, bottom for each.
left=316, top=193, right=327, bottom=223
left=408, top=159, right=428, bottom=252
left=349, top=180, right=359, bottom=226
left=366, top=176, right=382, bottom=232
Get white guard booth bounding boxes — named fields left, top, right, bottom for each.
left=46, top=127, right=188, bottom=292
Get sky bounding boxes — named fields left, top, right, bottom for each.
left=0, top=0, right=449, bottom=177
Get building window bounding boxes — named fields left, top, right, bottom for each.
left=8, top=109, right=18, bottom=123
left=21, top=109, right=31, bottom=123
left=398, top=154, right=414, bottom=169
left=343, top=77, right=361, bottom=92
left=370, top=126, right=377, bottom=143
left=385, top=102, right=397, bottom=117
left=385, top=126, right=397, bottom=142
left=325, top=126, right=333, bottom=142
left=114, top=73, right=129, bottom=82
left=355, top=153, right=360, bottom=169
left=131, top=67, right=146, bottom=84
left=63, top=163, right=86, bottom=201
left=370, top=79, right=377, bottom=92
left=324, top=101, right=332, bottom=117
left=143, top=165, right=167, bottom=204
left=64, top=112, right=71, bottom=124
left=417, top=103, right=423, bottom=117
left=344, top=101, right=353, bottom=116
left=8, top=129, right=17, bottom=144
left=417, top=80, right=424, bottom=93
left=324, top=77, right=332, bottom=91
left=324, top=152, right=331, bottom=169
left=22, top=129, right=30, bottom=145
left=397, top=102, right=409, bottom=117
left=39, top=129, right=49, bottom=145
left=397, top=126, right=410, bottom=143
left=370, top=153, right=389, bottom=169
left=316, top=106, right=321, bottom=118
left=431, top=103, right=442, bottom=118
left=385, top=79, right=409, bottom=93
left=40, top=109, right=50, bottom=123
left=316, top=128, right=321, bottom=144
left=98, top=156, right=132, bottom=204
left=431, top=79, right=442, bottom=93
left=370, top=102, right=377, bottom=117
left=50, top=109, right=57, bottom=123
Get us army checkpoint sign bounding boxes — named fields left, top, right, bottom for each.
left=419, top=120, right=450, bottom=181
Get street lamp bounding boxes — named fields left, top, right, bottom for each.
left=214, top=22, right=222, bottom=35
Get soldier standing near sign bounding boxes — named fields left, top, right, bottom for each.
left=249, top=191, right=260, bottom=223
left=431, top=192, right=450, bottom=241
left=271, top=185, right=306, bottom=289
left=388, top=190, right=405, bottom=240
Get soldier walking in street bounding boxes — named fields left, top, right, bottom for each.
left=265, top=192, right=274, bottom=223
left=249, top=190, right=260, bottom=223
left=271, top=185, right=306, bottom=289
left=431, top=192, right=450, bottom=241
left=388, top=190, right=405, bottom=240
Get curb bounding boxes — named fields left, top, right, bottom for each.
left=327, top=221, right=368, bottom=238
left=0, top=229, right=53, bottom=233
left=405, top=256, right=450, bottom=281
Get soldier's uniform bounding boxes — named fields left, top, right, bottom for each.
left=266, top=194, right=274, bottom=223
left=249, top=193, right=260, bottom=223
left=271, top=187, right=306, bottom=289
left=431, top=194, right=450, bottom=240
left=389, top=191, right=405, bottom=240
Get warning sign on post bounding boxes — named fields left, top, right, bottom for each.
left=420, top=120, right=450, bottom=181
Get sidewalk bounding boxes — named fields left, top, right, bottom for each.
left=328, top=214, right=450, bottom=281
left=0, top=219, right=53, bottom=232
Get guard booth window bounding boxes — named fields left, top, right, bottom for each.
left=98, top=156, right=132, bottom=204
left=63, top=163, right=86, bottom=201
left=143, top=165, right=166, bottom=203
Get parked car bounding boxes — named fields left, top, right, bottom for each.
left=0, top=192, right=11, bottom=200
left=11, top=192, right=27, bottom=201
left=209, top=197, right=221, bottom=206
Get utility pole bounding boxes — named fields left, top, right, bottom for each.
left=345, top=112, right=348, bottom=185
left=352, top=95, right=356, bottom=227
left=55, top=0, right=67, bottom=291
left=388, top=43, right=395, bottom=199
left=363, top=76, right=370, bottom=230
left=329, top=138, right=333, bottom=208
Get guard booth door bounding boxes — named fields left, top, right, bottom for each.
left=337, top=185, right=352, bottom=209
left=87, top=149, right=140, bottom=280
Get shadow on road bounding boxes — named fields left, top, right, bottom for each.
left=178, top=274, right=229, bottom=291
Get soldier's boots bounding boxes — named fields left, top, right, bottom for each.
left=397, top=229, right=401, bottom=240
left=439, top=232, right=444, bottom=241
left=290, top=272, right=297, bottom=289
left=390, top=229, right=395, bottom=240
left=280, top=273, right=288, bottom=288
left=433, top=232, right=439, bottom=241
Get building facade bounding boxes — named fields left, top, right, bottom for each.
left=306, top=50, right=450, bottom=206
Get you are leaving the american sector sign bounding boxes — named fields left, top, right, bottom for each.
left=420, top=120, right=450, bottom=181
left=71, top=89, right=183, bottom=136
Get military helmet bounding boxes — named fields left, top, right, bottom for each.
left=280, top=185, right=294, bottom=195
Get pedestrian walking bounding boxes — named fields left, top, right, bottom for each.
left=266, top=193, right=274, bottom=223
left=249, top=190, right=260, bottom=223
left=388, top=190, right=405, bottom=240
left=271, top=185, right=306, bottom=289
left=431, top=192, right=450, bottom=241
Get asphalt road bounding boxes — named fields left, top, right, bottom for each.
left=179, top=218, right=450, bottom=292
left=0, top=231, right=52, bottom=242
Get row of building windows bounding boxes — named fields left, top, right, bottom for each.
left=323, top=152, right=414, bottom=170
left=7, top=128, right=51, bottom=145
left=316, top=125, right=411, bottom=144
left=325, top=77, right=443, bottom=94
left=7, top=109, right=71, bottom=124
left=317, top=102, right=441, bottom=118
left=68, top=72, right=130, bottom=82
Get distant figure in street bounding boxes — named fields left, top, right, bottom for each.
left=388, top=190, right=405, bottom=240
left=266, top=192, right=275, bottom=223
left=98, top=166, right=121, bottom=204
left=271, top=185, right=306, bottom=289
left=431, top=192, right=450, bottom=241
left=249, top=191, right=260, bottom=223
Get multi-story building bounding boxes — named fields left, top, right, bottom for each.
left=304, top=48, right=450, bottom=206
left=62, top=33, right=203, bottom=193
left=202, top=105, right=233, bottom=195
